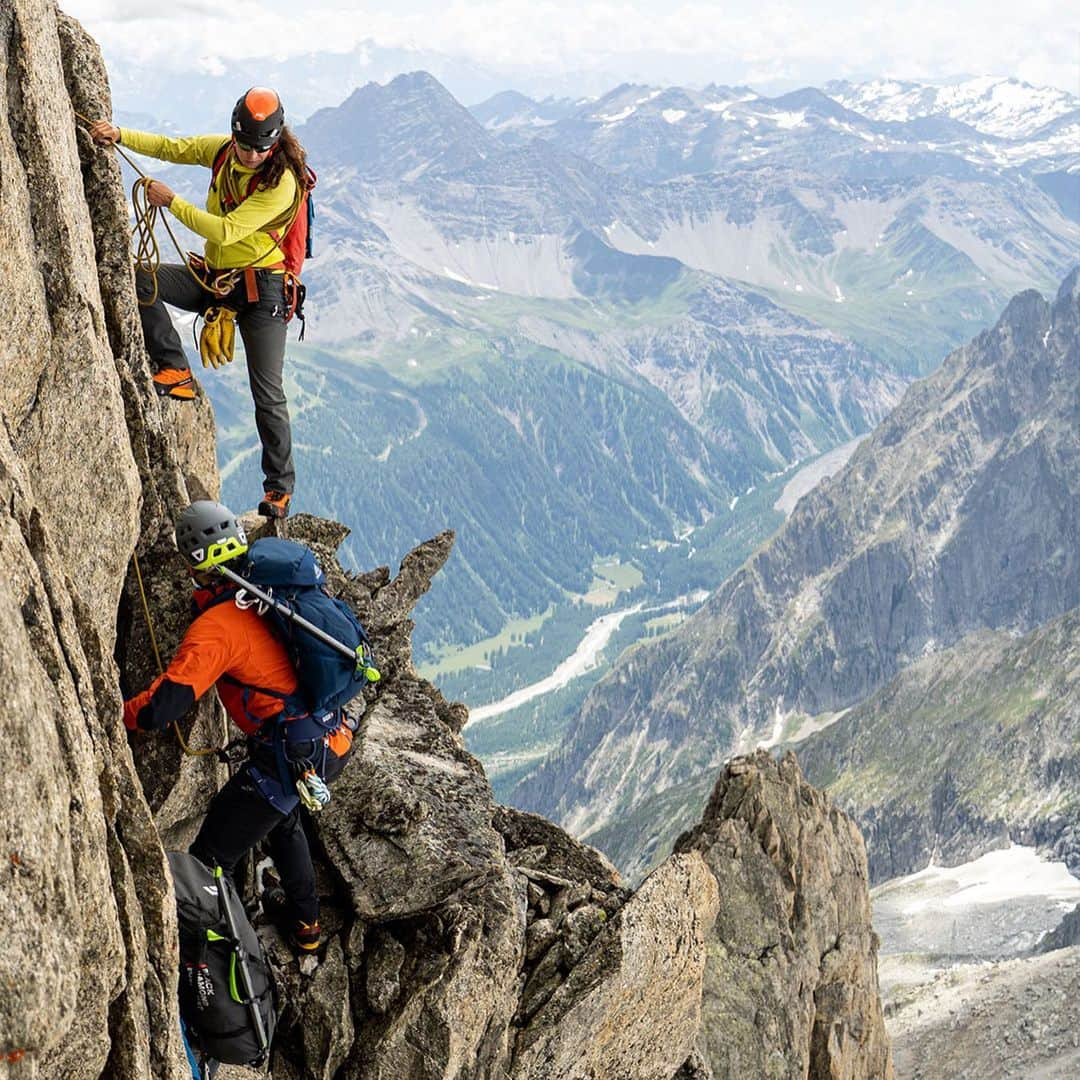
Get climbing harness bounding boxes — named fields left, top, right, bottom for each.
left=131, top=551, right=231, bottom=759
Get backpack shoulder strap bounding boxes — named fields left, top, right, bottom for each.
left=210, top=138, right=262, bottom=206
left=209, top=138, right=232, bottom=191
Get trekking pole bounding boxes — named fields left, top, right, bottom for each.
left=213, top=866, right=270, bottom=1061
left=214, top=564, right=380, bottom=681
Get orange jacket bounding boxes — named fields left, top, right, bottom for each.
left=124, top=586, right=298, bottom=736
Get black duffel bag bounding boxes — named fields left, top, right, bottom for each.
left=168, top=852, right=276, bottom=1067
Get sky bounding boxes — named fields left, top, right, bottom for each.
left=63, top=0, right=1079, bottom=97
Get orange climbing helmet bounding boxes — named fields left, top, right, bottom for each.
left=231, top=87, right=284, bottom=151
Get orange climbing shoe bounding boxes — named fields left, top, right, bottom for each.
left=291, top=919, right=321, bottom=953
left=152, top=367, right=195, bottom=400
left=258, top=490, right=291, bottom=519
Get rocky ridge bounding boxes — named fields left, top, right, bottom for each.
left=1, top=5, right=892, bottom=1078
left=677, top=752, right=893, bottom=1080
left=514, top=268, right=1079, bottom=874
left=796, top=611, right=1080, bottom=883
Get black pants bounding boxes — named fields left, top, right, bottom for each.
left=189, top=744, right=348, bottom=926
left=136, top=263, right=296, bottom=495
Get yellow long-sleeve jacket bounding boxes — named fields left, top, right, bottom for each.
left=117, top=129, right=298, bottom=270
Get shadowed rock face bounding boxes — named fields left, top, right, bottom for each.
left=0, top=5, right=211, bottom=1077
left=677, top=752, right=894, bottom=1080
left=1, top=6, right=892, bottom=1077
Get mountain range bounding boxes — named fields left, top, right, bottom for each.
left=185, top=70, right=1077, bottom=680
left=513, top=270, right=1079, bottom=880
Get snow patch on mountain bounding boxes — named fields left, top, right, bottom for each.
left=598, top=105, right=636, bottom=124
left=770, top=110, right=808, bottom=130
left=826, top=76, right=1078, bottom=141
left=367, top=196, right=578, bottom=298
left=873, top=846, right=1080, bottom=958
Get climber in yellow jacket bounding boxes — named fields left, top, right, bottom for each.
left=90, top=88, right=305, bottom=519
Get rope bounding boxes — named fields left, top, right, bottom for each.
left=130, top=176, right=163, bottom=306
left=132, top=551, right=164, bottom=674
left=78, top=109, right=241, bottom=766
left=72, top=109, right=236, bottom=305
left=131, top=552, right=226, bottom=759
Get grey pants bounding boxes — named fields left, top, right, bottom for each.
left=136, top=263, right=296, bottom=494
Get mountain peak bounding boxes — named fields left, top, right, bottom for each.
left=299, top=69, right=494, bottom=176
left=1056, top=265, right=1080, bottom=304
left=385, top=69, right=454, bottom=95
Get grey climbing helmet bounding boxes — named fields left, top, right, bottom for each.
left=175, top=501, right=248, bottom=571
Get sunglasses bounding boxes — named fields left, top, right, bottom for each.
left=235, top=138, right=274, bottom=154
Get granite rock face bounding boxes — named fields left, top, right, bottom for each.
left=677, top=752, right=894, bottom=1080
left=0, top=4, right=213, bottom=1077
left=511, top=853, right=719, bottom=1080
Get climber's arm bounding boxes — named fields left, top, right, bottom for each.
left=123, top=613, right=235, bottom=731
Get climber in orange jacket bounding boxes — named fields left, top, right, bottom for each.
left=125, top=501, right=352, bottom=952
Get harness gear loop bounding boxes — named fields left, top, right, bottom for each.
left=131, top=551, right=227, bottom=758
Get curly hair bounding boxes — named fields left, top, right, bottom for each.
left=257, top=126, right=309, bottom=192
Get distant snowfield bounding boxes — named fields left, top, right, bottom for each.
left=872, top=845, right=1080, bottom=959
left=829, top=77, right=1078, bottom=141
left=889, top=847, right=1080, bottom=913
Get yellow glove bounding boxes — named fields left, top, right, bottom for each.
left=199, top=306, right=237, bottom=368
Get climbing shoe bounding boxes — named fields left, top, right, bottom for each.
left=257, top=490, right=291, bottom=519
left=152, top=367, right=196, bottom=400
left=262, top=888, right=319, bottom=952
left=291, top=919, right=321, bottom=954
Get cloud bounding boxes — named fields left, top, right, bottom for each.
left=62, top=0, right=1080, bottom=93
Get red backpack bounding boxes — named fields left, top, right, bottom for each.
left=210, top=140, right=317, bottom=330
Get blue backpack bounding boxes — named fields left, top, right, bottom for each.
left=236, top=537, right=373, bottom=731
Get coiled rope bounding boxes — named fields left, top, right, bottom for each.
left=73, top=109, right=238, bottom=306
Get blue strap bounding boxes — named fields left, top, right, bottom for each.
left=271, top=716, right=292, bottom=798
left=246, top=761, right=299, bottom=815
left=179, top=1018, right=203, bottom=1080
